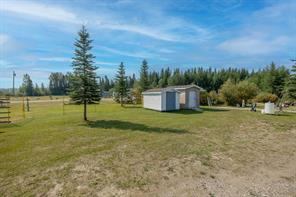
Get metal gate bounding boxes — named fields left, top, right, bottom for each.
left=0, top=97, right=11, bottom=123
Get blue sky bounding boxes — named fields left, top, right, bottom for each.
left=1, top=0, right=296, bottom=88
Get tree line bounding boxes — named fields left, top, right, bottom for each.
left=18, top=61, right=291, bottom=95
left=11, top=25, right=296, bottom=120
left=17, top=57, right=295, bottom=106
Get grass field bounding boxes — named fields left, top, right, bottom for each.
left=1, top=99, right=296, bottom=196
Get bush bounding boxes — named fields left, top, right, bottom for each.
left=200, top=91, right=208, bottom=105
left=220, top=80, right=239, bottom=106
left=132, top=82, right=142, bottom=104
left=237, top=81, right=259, bottom=104
left=255, top=92, right=278, bottom=103
left=220, top=80, right=259, bottom=106
left=209, top=90, right=224, bottom=105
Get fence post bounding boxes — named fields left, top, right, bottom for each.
left=22, top=96, right=26, bottom=118
left=26, top=97, right=30, bottom=112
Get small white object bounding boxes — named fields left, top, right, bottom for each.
left=264, top=102, right=275, bottom=114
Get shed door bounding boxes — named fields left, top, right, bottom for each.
left=166, top=92, right=176, bottom=111
left=189, top=91, right=197, bottom=108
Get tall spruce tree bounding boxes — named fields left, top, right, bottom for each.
left=139, top=59, right=149, bottom=92
left=69, top=25, right=100, bottom=121
left=115, top=62, right=127, bottom=106
left=20, top=74, right=34, bottom=96
left=285, top=60, right=296, bottom=100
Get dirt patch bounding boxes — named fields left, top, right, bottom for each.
left=47, top=183, right=63, bottom=197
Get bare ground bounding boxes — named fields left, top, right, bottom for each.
left=20, top=124, right=295, bottom=197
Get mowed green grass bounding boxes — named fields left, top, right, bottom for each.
left=0, top=99, right=295, bottom=196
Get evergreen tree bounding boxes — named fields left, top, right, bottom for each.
left=69, top=25, right=100, bottom=121
left=34, top=83, right=41, bottom=96
left=40, top=83, right=46, bottom=96
left=285, top=60, right=296, bottom=100
left=115, top=62, right=127, bottom=106
left=139, top=59, right=149, bottom=92
left=20, top=74, right=34, bottom=96
left=48, top=72, right=72, bottom=95
left=168, top=69, right=184, bottom=86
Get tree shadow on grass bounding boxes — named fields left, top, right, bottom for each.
left=86, top=120, right=188, bottom=134
left=122, top=105, right=142, bottom=109
left=167, top=109, right=203, bottom=115
left=167, top=108, right=229, bottom=115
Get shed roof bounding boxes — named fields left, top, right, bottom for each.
left=143, top=84, right=203, bottom=94
left=167, top=84, right=203, bottom=90
left=142, top=87, right=179, bottom=94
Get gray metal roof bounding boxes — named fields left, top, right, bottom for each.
left=142, top=84, right=203, bottom=94
left=166, top=84, right=203, bottom=90
left=142, top=87, right=178, bottom=93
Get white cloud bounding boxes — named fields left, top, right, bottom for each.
left=0, top=34, right=22, bottom=54
left=97, top=22, right=179, bottom=42
left=157, top=48, right=175, bottom=54
left=0, top=59, right=15, bottom=69
left=37, top=57, right=118, bottom=66
left=98, top=46, right=153, bottom=59
left=0, top=34, right=10, bottom=45
left=96, top=61, right=118, bottom=66
left=1, top=1, right=210, bottom=43
left=217, top=36, right=289, bottom=56
left=253, top=0, right=296, bottom=20
left=1, top=0, right=80, bottom=24
left=38, top=57, right=71, bottom=62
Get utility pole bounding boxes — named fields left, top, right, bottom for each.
left=12, top=71, right=16, bottom=96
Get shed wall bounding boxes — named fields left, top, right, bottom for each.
left=175, top=92, right=180, bottom=110
left=176, top=87, right=200, bottom=109
left=143, top=93, right=162, bottom=111
left=185, top=87, right=199, bottom=109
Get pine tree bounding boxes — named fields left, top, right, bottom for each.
left=115, top=62, right=127, bottom=106
left=20, top=74, right=34, bottom=96
left=139, top=59, right=149, bottom=92
left=285, top=60, right=296, bottom=100
left=34, top=83, right=41, bottom=96
left=41, top=83, right=46, bottom=96
left=69, top=25, right=100, bottom=121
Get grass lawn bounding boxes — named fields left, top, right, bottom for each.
left=1, top=99, right=296, bottom=196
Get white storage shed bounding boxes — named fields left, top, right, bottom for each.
left=142, top=88, right=180, bottom=111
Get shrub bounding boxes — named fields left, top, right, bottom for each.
left=200, top=91, right=208, bottom=105
left=132, top=81, right=142, bottom=104
left=220, top=80, right=259, bottom=106
left=237, top=81, right=259, bottom=104
left=208, top=90, right=219, bottom=105
left=220, top=80, right=239, bottom=106
left=255, top=92, right=278, bottom=103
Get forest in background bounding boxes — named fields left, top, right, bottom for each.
left=1, top=60, right=295, bottom=106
